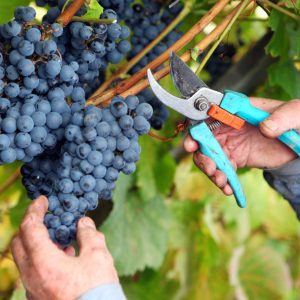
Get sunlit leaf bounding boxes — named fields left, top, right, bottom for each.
left=231, top=245, right=292, bottom=299
left=10, top=285, right=26, bottom=300
left=82, top=0, right=103, bottom=19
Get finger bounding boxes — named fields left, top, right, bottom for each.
left=183, top=134, right=199, bottom=153
left=222, top=184, right=233, bottom=196
left=210, top=170, right=228, bottom=189
left=64, top=246, right=76, bottom=257
left=193, top=152, right=217, bottom=177
left=11, top=236, right=28, bottom=272
left=77, top=217, right=107, bottom=254
left=24, top=196, right=48, bottom=223
left=250, top=97, right=283, bottom=112
left=19, top=196, right=57, bottom=255
left=259, top=100, right=300, bottom=138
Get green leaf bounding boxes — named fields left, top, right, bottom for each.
left=232, top=245, right=292, bottom=299
left=0, top=0, right=31, bottom=23
left=102, top=174, right=169, bottom=276
left=286, top=22, right=300, bottom=58
left=269, top=61, right=300, bottom=98
left=10, top=286, right=26, bottom=300
left=122, top=269, right=179, bottom=300
left=82, top=0, right=103, bottom=19
left=266, top=11, right=290, bottom=58
left=154, top=151, right=176, bottom=195
left=136, top=136, right=157, bottom=200
left=8, top=193, right=30, bottom=229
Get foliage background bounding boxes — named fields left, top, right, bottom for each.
left=0, top=0, right=300, bottom=299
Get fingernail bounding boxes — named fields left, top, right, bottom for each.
left=80, top=217, right=95, bottom=228
left=35, top=196, right=48, bottom=209
left=262, top=119, right=278, bottom=132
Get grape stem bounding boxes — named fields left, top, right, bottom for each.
left=258, top=0, right=300, bottom=21
left=195, top=0, right=252, bottom=76
left=71, top=16, right=116, bottom=24
left=0, top=169, right=21, bottom=195
left=56, top=0, right=86, bottom=27
left=92, top=0, right=194, bottom=96
left=87, top=0, right=231, bottom=106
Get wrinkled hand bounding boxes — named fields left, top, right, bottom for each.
left=184, top=98, right=300, bottom=195
left=12, top=196, right=119, bottom=300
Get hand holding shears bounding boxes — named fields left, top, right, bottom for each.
left=147, top=53, right=300, bottom=208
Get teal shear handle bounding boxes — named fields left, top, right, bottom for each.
left=190, top=123, right=246, bottom=208
left=221, top=91, right=300, bottom=156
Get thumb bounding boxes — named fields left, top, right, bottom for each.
left=260, top=100, right=300, bottom=138
left=77, top=217, right=107, bottom=254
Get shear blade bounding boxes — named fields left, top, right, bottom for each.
left=147, top=69, right=209, bottom=121
left=170, top=52, right=208, bottom=98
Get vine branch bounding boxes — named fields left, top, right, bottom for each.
left=87, top=0, right=231, bottom=105
left=57, top=0, right=86, bottom=26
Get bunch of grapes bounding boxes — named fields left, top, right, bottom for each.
left=21, top=96, right=152, bottom=245
left=40, top=2, right=132, bottom=98
left=0, top=0, right=184, bottom=246
left=0, top=7, right=79, bottom=164
left=203, top=43, right=237, bottom=84
left=124, top=2, right=183, bottom=74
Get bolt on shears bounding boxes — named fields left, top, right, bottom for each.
left=147, top=53, right=300, bottom=208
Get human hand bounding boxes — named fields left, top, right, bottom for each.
left=11, top=196, right=119, bottom=300
left=184, top=98, right=300, bottom=195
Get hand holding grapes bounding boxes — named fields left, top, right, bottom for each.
left=11, top=196, right=119, bottom=300
left=184, top=98, right=300, bottom=195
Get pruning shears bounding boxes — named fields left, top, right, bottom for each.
left=147, top=53, right=300, bottom=208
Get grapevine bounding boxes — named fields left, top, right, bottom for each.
left=0, top=0, right=254, bottom=246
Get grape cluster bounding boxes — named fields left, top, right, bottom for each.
left=40, top=1, right=132, bottom=97
left=61, top=18, right=131, bottom=97
left=0, top=7, right=76, bottom=164
left=1, top=1, right=183, bottom=245
left=21, top=96, right=152, bottom=245
left=203, top=44, right=237, bottom=84
left=119, top=1, right=183, bottom=74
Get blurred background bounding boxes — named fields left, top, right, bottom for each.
left=0, top=0, right=300, bottom=299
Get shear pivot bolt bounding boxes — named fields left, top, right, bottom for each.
left=194, top=98, right=209, bottom=111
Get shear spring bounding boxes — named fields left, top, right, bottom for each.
left=207, top=120, right=222, bottom=131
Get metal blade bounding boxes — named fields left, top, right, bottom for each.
left=147, top=69, right=209, bottom=121
left=170, top=52, right=208, bottom=98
